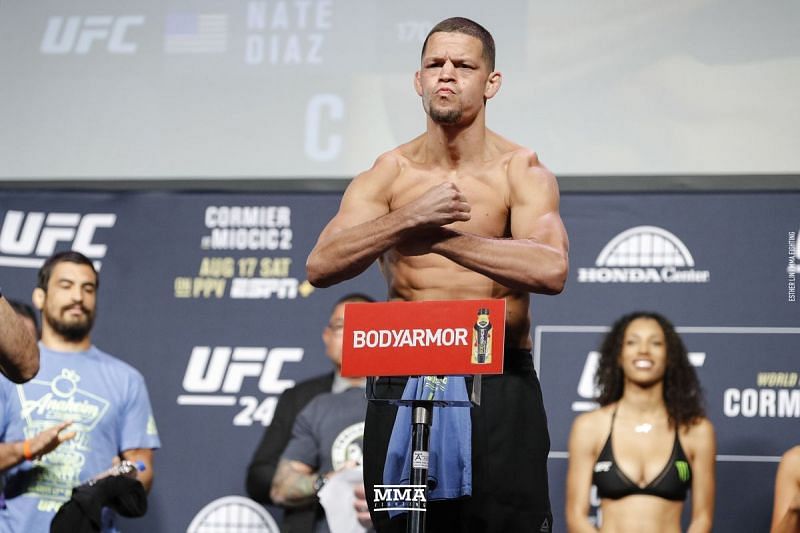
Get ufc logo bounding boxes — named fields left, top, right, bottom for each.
left=0, top=211, right=116, bottom=259
left=41, top=16, right=145, bottom=55
left=182, top=347, right=303, bottom=394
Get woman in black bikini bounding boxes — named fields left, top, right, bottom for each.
left=565, top=312, right=716, bottom=533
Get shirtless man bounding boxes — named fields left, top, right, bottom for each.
left=307, top=17, right=568, bottom=533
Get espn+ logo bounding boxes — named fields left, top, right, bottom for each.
left=0, top=211, right=116, bottom=269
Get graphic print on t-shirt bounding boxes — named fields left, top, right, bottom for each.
left=331, top=422, right=365, bottom=470
left=16, top=368, right=110, bottom=511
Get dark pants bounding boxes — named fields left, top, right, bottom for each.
left=363, top=349, right=553, bottom=533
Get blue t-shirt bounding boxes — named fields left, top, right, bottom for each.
left=0, top=344, right=161, bottom=533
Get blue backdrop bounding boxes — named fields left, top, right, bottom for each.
left=0, top=189, right=797, bottom=532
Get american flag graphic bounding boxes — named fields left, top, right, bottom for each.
left=164, top=13, right=228, bottom=54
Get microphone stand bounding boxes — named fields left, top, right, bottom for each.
left=408, top=401, right=433, bottom=533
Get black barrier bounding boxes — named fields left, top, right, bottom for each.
left=0, top=190, right=797, bottom=532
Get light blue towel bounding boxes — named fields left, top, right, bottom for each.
left=382, top=376, right=472, bottom=515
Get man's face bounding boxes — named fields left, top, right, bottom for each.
left=322, top=302, right=347, bottom=368
left=416, top=32, right=495, bottom=125
left=38, top=262, right=97, bottom=342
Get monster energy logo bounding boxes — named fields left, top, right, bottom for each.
left=675, top=460, right=691, bottom=483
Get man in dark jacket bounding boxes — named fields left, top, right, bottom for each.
left=246, top=293, right=373, bottom=531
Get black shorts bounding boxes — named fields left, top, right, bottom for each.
left=363, top=349, right=553, bottom=533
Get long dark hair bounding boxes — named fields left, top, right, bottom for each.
left=595, top=311, right=705, bottom=428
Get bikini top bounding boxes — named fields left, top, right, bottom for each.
left=592, top=408, right=692, bottom=501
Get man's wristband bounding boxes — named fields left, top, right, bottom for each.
left=312, top=473, right=327, bottom=494
left=22, top=439, right=34, bottom=461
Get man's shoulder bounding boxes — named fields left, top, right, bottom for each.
left=485, top=130, right=529, bottom=159
left=302, top=386, right=363, bottom=415
left=311, top=387, right=365, bottom=413
left=498, top=146, right=559, bottom=203
left=339, top=137, right=423, bottom=210
left=356, top=149, right=407, bottom=184
left=37, top=344, right=141, bottom=375
left=86, top=346, right=146, bottom=380
left=355, top=135, right=427, bottom=181
left=503, top=147, right=551, bottom=179
left=483, top=132, right=552, bottom=182
left=290, top=372, right=334, bottom=396
left=290, top=372, right=333, bottom=392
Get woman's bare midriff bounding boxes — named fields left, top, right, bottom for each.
left=599, top=495, right=683, bottom=533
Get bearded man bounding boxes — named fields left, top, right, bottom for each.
left=0, top=251, right=160, bottom=532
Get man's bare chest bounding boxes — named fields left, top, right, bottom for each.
left=390, top=171, right=510, bottom=236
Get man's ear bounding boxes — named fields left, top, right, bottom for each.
left=484, top=71, right=502, bottom=100
left=322, top=327, right=330, bottom=346
left=32, top=287, right=45, bottom=311
left=414, top=71, right=423, bottom=97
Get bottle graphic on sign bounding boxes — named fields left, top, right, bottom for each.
left=472, top=308, right=492, bottom=364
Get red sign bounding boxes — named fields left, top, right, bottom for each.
left=340, top=299, right=506, bottom=377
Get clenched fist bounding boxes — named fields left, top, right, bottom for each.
left=402, top=182, right=471, bottom=227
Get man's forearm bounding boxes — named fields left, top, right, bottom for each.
left=246, top=463, right=278, bottom=504
left=271, top=466, right=319, bottom=507
left=307, top=209, right=418, bottom=288
left=432, top=230, right=568, bottom=294
left=0, top=441, right=29, bottom=472
left=773, top=508, right=800, bottom=533
left=120, top=448, right=154, bottom=493
left=0, top=298, right=39, bottom=383
left=136, top=467, right=154, bottom=493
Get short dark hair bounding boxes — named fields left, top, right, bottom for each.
left=37, top=251, right=98, bottom=291
left=421, top=17, right=496, bottom=71
left=595, top=311, right=705, bottom=428
left=8, top=299, right=39, bottom=334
